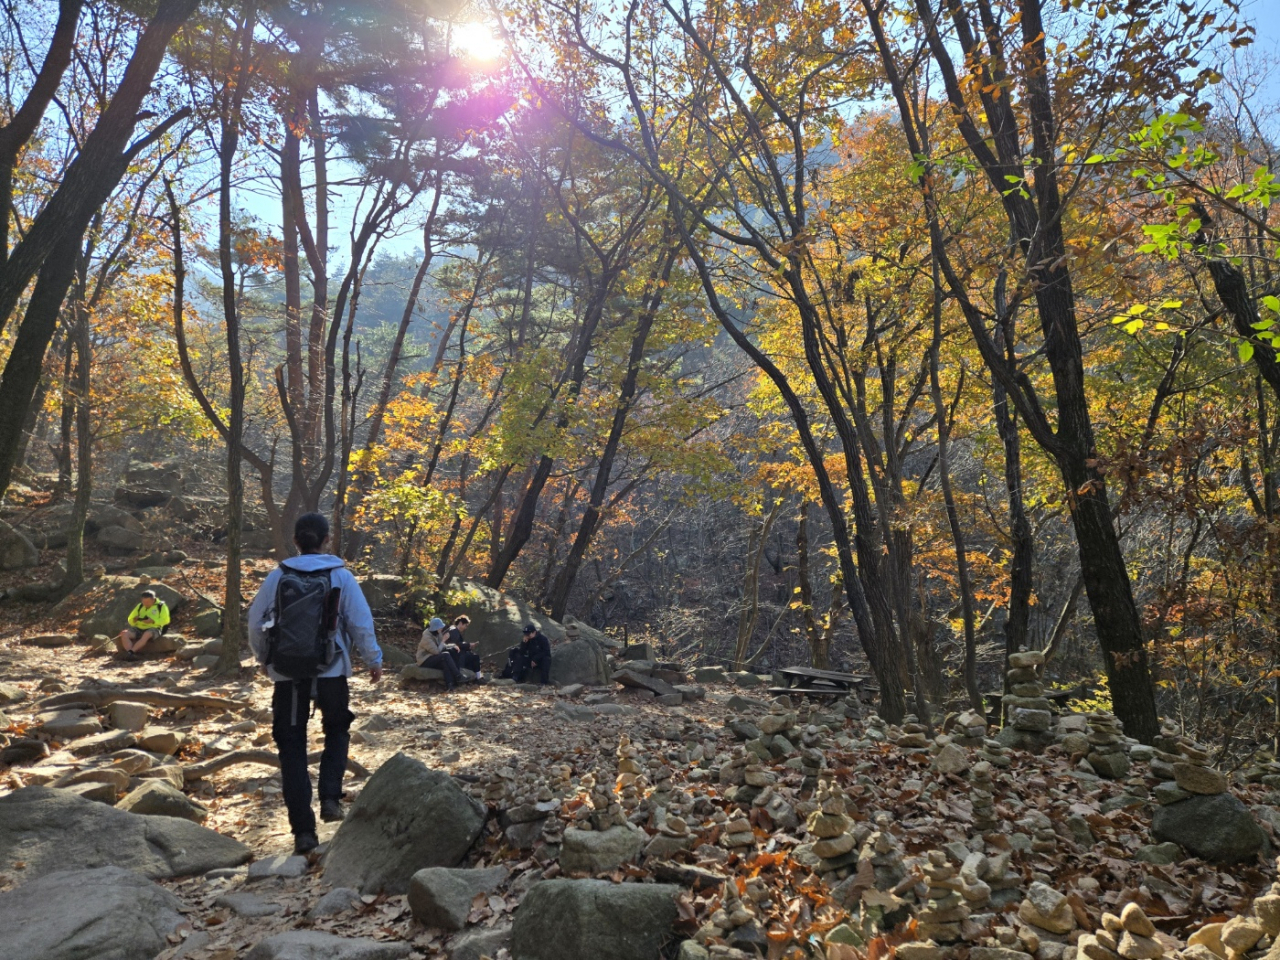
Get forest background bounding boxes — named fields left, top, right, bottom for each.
left=2, top=0, right=1279, bottom=761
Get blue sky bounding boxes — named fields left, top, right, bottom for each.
left=1245, top=0, right=1280, bottom=103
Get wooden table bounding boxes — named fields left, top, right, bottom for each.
left=771, top=666, right=867, bottom=699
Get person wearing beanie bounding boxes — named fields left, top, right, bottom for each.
left=500, top=623, right=551, bottom=685
left=417, top=616, right=462, bottom=690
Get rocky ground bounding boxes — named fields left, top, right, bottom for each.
left=2, top=599, right=1280, bottom=960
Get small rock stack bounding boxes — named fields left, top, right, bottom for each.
left=1170, top=739, right=1229, bottom=796
left=1017, top=810, right=1057, bottom=855
left=1084, top=712, right=1131, bottom=780
left=755, top=786, right=798, bottom=831
left=720, top=810, right=756, bottom=850
left=694, top=881, right=767, bottom=954
left=979, top=738, right=1012, bottom=769
left=480, top=766, right=514, bottom=806
left=860, top=812, right=907, bottom=890
left=547, top=763, right=573, bottom=797
left=616, top=735, right=648, bottom=811
left=957, top=851, right=992, bottom=919
left=1079, top=902, right=1163, bottom=960
left=865, top=715, right=889, bottom=742
left=1016, top=881, right=1076, bottom=943
left=807, top=779, right=860, bottom=878
left=588, top=771, right=627, bottom=830
left=897, top=715, right=931, bottom=751
left=915, top=850, right=969, bottom=943
left=984, top=851, right=1022, bottom=909
left=970, top=760, right=999, bottom=835
left=951, top=709, right=988, bottom=747
left=997, top=650, right=1055, bottom=752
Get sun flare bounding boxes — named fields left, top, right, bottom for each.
left=450, top=20, right=502, bottom=62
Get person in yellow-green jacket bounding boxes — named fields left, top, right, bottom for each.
left=115, top=589, right=170, bottom=660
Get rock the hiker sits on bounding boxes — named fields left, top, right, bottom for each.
left=501, top=623, right=551, bottom=685
left=247, top=512, right=383, bottom=856
left=448, top=614, right=483, bottom=680
left=417, top=617, right=467, bottom=690
left=115, top=589, right=170, bottom=659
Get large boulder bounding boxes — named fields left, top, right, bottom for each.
left=116, top=460, right=184, bottom=508
left=245, top=931, right=411, bottom=960
left=440, top=580, right=616, bottom=685
left=51, top=576, right=185, bottom=637
left=323, top=753, right=485, bottom=894
left=0, top=866, right=185, bottom=960
left=1152, top=793, right=1267, bottom=863
left=561, top=823, right=647, bottom=874
left=360, top=574, right=407, bottom=615
left=509, top=879, right=679, bottom=960
left=0, top=518, right=38, bottom=570
left=407, top=865, right=508, bottom=931
left=0, top=785, right=251, bottom=880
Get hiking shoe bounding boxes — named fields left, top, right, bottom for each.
left=320, top=799, right=344, bottom=823
left=126, top=650, right=137, bottom=661
left=293, top=831, right=320, bottom=855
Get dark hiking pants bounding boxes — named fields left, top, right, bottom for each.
left=272, top=676, right=353, bottom=837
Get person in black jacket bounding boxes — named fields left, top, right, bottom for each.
left=447, top=615, right=483, bottom=680
left=502, top=623, right=552, bottom=685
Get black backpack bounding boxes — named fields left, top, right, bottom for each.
left=266, top=565, right=341, bottom=679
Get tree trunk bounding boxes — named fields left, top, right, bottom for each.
left=61, top=293, right=91, bottom=592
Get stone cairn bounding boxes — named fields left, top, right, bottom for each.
left=951, top=709, right=989, bottom=747
left=694, top=880, right=766, bottom=955
left=970, top=760, right=999, bottom=835
left=859, top=812, right=907, bottom=890
left=1174, top=856, right=1280, bottom=960
left=807, top=779, right=859, bottom=880
left=896, top=714, right=931, bottom=751
left=983, top=850, right=1021, bottom=910
left=589, top=770, right=627, bottom=830
left=865, top=715, right=889, bottom=742
left=1016, top=881, right=1076, bottom=948
left=999, top=650, right=1055, bottom=752
left=915, top=850, right=969, bottom=943
left=1080, top=902, right=1165, bottom=960
left=979, top=737, right=1012, bottom=769
left=1084, top=712, right=1131, bottom=780
left=719, top=809, right=756, bottom=850
left=1017, top=810, right=1058, bottom=856
left=930, top=735, right=970, bottom=777
left=616, top=735, right=649, bottom=812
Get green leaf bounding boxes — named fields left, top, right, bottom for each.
left=1262, top=295, right=1280, bottom=314
left=1084, top=155, right=1104, bottom=164
left=1239, top=341, right=1255, bottom=363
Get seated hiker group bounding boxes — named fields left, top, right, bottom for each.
left=416, top=615, right=552, bottom=690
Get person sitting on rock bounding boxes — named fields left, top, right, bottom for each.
left=417, top=617, right=463, bottom=690
left=115, top=589, right=170, bottom=660
left=447, top=615, right=483, bottom=681
left=502, top=623, right=551, bottom=685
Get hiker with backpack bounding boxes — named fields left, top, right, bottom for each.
left=416, top=617, right=463, bottom=690
left=247, top=512, right=383, bottom=856
left=115, top=588, right=170, bottom=660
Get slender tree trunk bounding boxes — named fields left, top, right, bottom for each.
left=734, top=498, right=782, bottom=670
left=215, top=6, right=256, bottom=674
left=61, top=292, right=92, bottom=591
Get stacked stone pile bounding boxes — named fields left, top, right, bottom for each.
left=1017, top=810, right=1058, bottom=856
left=997, top=650, right=1056, bottom=752
left=860, top=812, right=907, bottom=890
left=615, top=734, right=648, bottom=811
left=897, top=715, right=931, bottom=751
left=1084, top=712, right=1130, bottom=780
left=915, top=850, right=969, bottom=943
left=971, top=760, right=999, bottom=834
left=931, top=735, right=971, bottom=776
left=719, top=810, right=755, bottom=850
left=951, top=709, right=989, bottom=747
left=979, top=737, right=1012, bottom=769
left=806, top=780, right=860, bottom=879
left=693, top=881, right=767, bottom=954
left=1078, top=902, right=1165, bottom=960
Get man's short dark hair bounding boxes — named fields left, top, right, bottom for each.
left=453, top=615, right=470, bottom=626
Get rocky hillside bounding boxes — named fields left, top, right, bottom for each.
left=1, top=597, right=1280, bottom=960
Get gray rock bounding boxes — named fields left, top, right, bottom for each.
left=323, top=753, right=485, bottom=894
left=216, top=891, right=282, bottom=917
left=731, top=672, right=765, bottom=687
left=1152, top=792, right=1266, bottom=863
left=52, top=576, right=185, bottom=638
left=510, top=878, right=679, bottom=960
left=309, top=886, right=362, bottom=918
left=193, top=605, right=223, bottom=638
left=560, top=823, right=646, bottom=874
left=449, top=921, right=514, bottom=960
left=0, top=785, right=251, bottom=880
left=97, top=524, right=147, bottom=551
left=0, top=865, right=185, bottom=960
left=726, top=694, right=767, bottom=711
left=123, top=460, right=184, bottom=496
left=693, top=667, right=727, bottom=684
left=249, top=854, right=309, bottom=879
left=106, top=701, right=150, bottom=732
left=407, top=865, right=508, bottom=931
left=67, top=729, right=136, bottom=757
left=0, top=681, right=27, bottom=705
left=401, top=664, right=446, bottom=682
left=24, top=632, right=76, bottom=648
left=359, top=574, right=407, bottom=615
left=615, top=670, right=679, bottom=697
left=38, top=708, right=103, bottom=739
left=0, top=518, right=38, bottom=570
left=245, top=931, right=412, bottom=960
left=116, top=780, right=209, bottom=823
left=550, top=637, right=611, bottom=687
left=1135, top=842, right=1182, bottom=865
